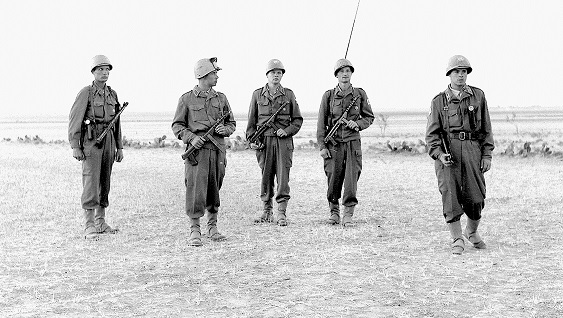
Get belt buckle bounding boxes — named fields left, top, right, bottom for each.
left=458, top=132, right=466, bottom=140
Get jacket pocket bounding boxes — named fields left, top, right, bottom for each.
left=188, top=104, right=208, bottom=122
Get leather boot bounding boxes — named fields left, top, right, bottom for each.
left=276, top=200, right=288, bottom=226
left=188, top=217, right=203, bottom=247
left=207, top=210, right=226, bottom=242
left=95, top=207, right=118, bottom=234
left=254, top=199, right=273, bottom=223
left=448, top=221, right=465, bottom=255
left=84, top=209, right=98, bottom=239
left=464, top=218, right=486, bottom=249
left=327, top=202, right=340, bottom=225
left=342, top=205, right=355, bottom=227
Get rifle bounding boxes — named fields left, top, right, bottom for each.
left=323, top=94, right=361, bottom=147
left=247, top=101, right=288, bottom=148
left=181, top=111, right=230, bottom=161
left=95, top=102, right=128, bottom=147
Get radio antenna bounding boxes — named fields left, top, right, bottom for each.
left=345, top=0, right=361, bottom=59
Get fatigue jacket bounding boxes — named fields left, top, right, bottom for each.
left=172, top=85, right=236, bottom=147
left=68, top=82, right=123, bottom=149
left=317, top=85, right=374, bottom=150
left=246, top=84, right=303, bottom=139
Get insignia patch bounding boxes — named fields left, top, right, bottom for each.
left=468, top=105, right=474, bottom=111
left=443, top=105, right=449, bottom=111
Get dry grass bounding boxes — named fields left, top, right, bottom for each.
left=1, top=142, right=562, bottom=318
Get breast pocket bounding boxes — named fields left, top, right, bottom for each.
left=188, top=104, right=208, bottom=122
left=92, top=101, right=105, bottom=118
left=447, top=108, right=462, bottom=127
left=258, top=99, right=271, bottom=118
left=331, top=99, right=344, bottom=117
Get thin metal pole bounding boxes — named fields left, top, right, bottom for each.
left=345, top=0, right=361, bottom=59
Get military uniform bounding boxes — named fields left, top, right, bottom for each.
left=246, top=84, right=303, bottom=224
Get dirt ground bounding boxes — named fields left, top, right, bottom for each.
left=1, top=142, right=562, bottom=318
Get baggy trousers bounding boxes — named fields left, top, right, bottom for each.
left=323, top=139, right=362, bottom=206
left=81, top=132, right=115, bottom=209
left=256, top=136, right=293, bottom=203
left=185, top=146, right=226, bottom=218
left=435, top=139, right=485, bottom=223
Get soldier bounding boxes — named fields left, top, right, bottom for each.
left=68, top=55, right=124, bottom=239
left=172, top=57, right=236, bottom=247
left=316, top=59, right=374, bottom=227
left=426, top=55, right=494, bottom=255
left=246, top=59, right=303, bottom=226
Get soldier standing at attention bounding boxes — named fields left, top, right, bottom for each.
left=172, top=57, right=236, bottom=247
left=68, top=55, right=123, bottom=239
left=426, top=55, right=494, bottom=255
left=316, top=59, right=374, bottom=227
left=246, top=59, right=303, bottom=226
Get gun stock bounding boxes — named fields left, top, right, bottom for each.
left=181, top=111, right=230, bottom=160
left=247, top=101, right=288, bottom=145
left=323, top=95, right=360, bottom=145
left=95, top=102, right=128, bottom=147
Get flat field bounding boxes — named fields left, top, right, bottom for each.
left=1, top=141, right=562, bottom=318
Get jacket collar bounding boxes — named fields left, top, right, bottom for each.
left=193, top=85, right=218, bottom=98
left=91, top=81, right=109, bottom=96
left=444, top=85, right=473, bottom=102
left=335, top=83, right=354, bottom=98
left=261, top=84, right=285, bottom=98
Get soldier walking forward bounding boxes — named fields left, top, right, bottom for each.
left=172, top=57, right=236, bottom=247
left=426, top=55, right=494, bottom=255
left=316, top=59, right=374, bottom=227
left=68, top=55, right=123, bottom=239
left=246, top=59, right=303, bottom=226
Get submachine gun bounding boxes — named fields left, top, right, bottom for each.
left=94, top=102, right=129, bottom=148
left=181, top=111, right=230, bottom=161
left=247, top=101, right=288, bottom=149
left=323, top=94, right=361, bottom=147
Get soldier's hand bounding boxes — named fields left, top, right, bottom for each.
left=276, top=128, right=288, bottom=138
left=215, top=124, right=227, bottom=136
left=346, top=120, right=359, bottom=131
left=191, top=136, right=205, bottom=149
left=481, top=158, right=491, bottom=173
left=115, top=149, right=124, bottom=162
left=72, top=148, right=85, bottom=161
left=249, top=142, right=263, bottom=150
left=439, top=153, right=453, bottom=167
left=320, top=148, right=331, bottom=159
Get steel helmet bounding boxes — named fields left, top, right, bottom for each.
left=91, top=55, right=112, bottom=72
left=194, top=57, right=222, bottom=79
left=334, top=58, right=354, bottom=77
left=266, top=59, right=285, bottom=75
left=446, top=55, right=472, bottom=76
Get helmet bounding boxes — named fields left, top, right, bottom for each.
left=266, top=59, right=285, bottom=75
left=334, top=58, right=354, bottom=77
left=91, top=55, right=112, bottom=72
left=194, top=57, right=222, bottom=79
left=446, top=55, right=472, bottom=76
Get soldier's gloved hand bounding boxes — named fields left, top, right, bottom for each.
left=72, top=148, right=85, bottom=161
left=480, top=158, right=491, bottom=173
left=276, top=128, right=288, bottom=138
left=320, top=148, right=331, bottom=159
left=439, top=153, right=453, bottom=167
left=115, top=149, right=124, bottom=162
left=190, top=136, right=205, bottom=149
left=346, top=120, right=359, bottom=131
left=215, top=124, right=227, bottom=136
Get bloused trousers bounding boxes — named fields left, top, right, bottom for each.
left=323, top=139, right=362, bottom=206
left=256, top=136, right=293, bottom=203
left=81, top=131, right=116, bottom=209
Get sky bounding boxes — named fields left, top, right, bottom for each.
left=1, top=0, right=562, bottom=117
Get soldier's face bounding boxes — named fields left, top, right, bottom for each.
left=267, top=69, right=283, bottom=85
left=449, top=68, right=468, bottom=88
left=92, top=66, right=110, bottom=82
left=336, top=67, right=353, bottom=84
left=202, top=71, right=219, bottom=87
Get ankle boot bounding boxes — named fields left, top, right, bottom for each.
left=95, top=207, right=118, bottom=234
left=188, top=217, right=203, bottom=247
left=327, top=202, right=340, bottom=225
left=276, top=201, right=288, bottom=226
left=448, top=221, right=465, bottom=255
left=464, top=218, right=486, bottom=249
left=342, top=206, right=355, bottom=227
left=254, top=199, right=273, bottom=223
left=207, top=211, right=226, bottom=241
left=84, top=209, right=98, bottom=239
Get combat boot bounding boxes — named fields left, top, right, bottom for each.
left=207, top=210, right=226, bottom=242
left=188, top=217, right=203, bottom=247
left=83, top=209, right=98, bottom=239
left=342, top=205, right=355, bottom=227
left=448, top=220, right=465, bottom=255
left=327, top=202, right=340, bottom=225
left=464, top=218, right=486, bottom=249
left=95, top=207, right=119, bottom=234
left=276, top=200, right=288, bottom=226
left=254, top=199, right=274, bottom=223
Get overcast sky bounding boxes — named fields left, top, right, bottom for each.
left=1, top=0, right=562, bottom=117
